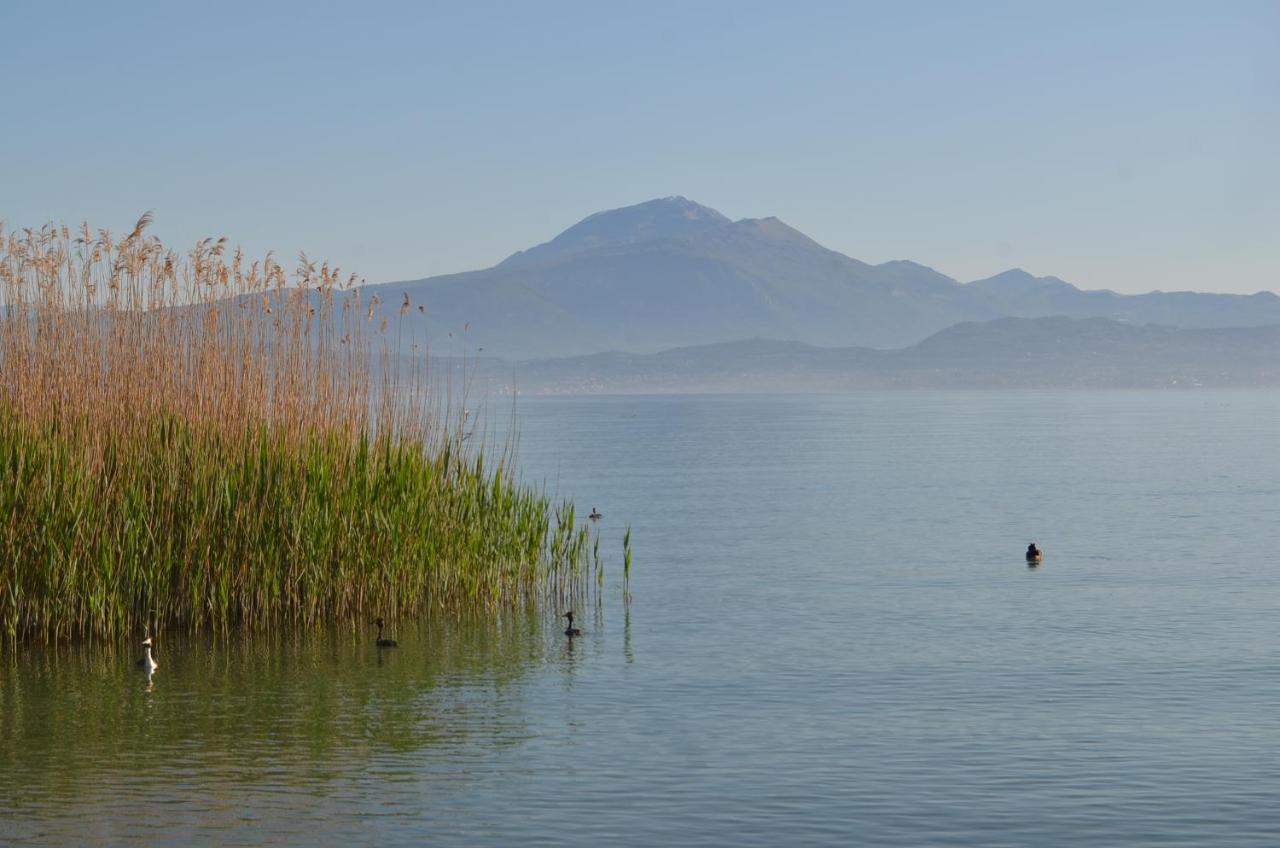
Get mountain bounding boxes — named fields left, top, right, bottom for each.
left=372, top=197, right=996, bottom=358
left=499, top=196, right=731, bottom=269
left=366, top=197, right=1280, bottom=359
left=458, top=318, right=1280, bottom=394
left=966, top=268, right=1280, bottom=327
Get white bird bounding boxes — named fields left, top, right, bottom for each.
left=136, top=636, right=158, bottom=673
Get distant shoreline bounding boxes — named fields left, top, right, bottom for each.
left=418, top=317, right=1280, bottom=395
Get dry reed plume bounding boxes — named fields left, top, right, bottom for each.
left=0, top=215, right=592, bottom=642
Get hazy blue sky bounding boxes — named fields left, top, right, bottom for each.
left=3, top=2, right=1276, bottom=293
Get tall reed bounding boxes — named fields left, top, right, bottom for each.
left=623, top=523, right=633, bottom=601
left=0, top=216, right=592, bottom=642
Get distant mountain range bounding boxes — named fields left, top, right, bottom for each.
left=454, top=318, right=1280, bottom=393
left=369, top=196, right=1280, bottom=360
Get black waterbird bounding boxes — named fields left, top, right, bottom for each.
left=374, top=617, right=398, bottom=648
left=563, top=611, right=582, bottom=637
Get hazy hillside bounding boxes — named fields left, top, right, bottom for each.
left=967, top=268, right=1280, bottom=327
left=365, top=197, right=1280, bottom=360
left=452, top=318, right=1280, bottom=394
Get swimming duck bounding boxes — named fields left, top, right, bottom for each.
left=136, top=636, right=158, bottom=673
left=374, top=617, right=398, bottom=648
left=588, top=508, right=602, bottom=522
left=563, top=611, right=582, bottom=637
left=1026, top=543, right=1042, bottom=563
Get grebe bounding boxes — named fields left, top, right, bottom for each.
left=563, top=611, right=582, bottom=637
left=588, top=508, right=602, bottom=522
left=374, top=617, right=398, bottom=648
left=136, top=636, right=158, bottom=673
left=1026, top=543, right=1042, bottom=563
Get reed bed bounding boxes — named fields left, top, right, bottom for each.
left=0, top=216, right=592, bottom=642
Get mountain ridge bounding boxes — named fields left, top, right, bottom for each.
left=367, top=196, right=1280, bottom=359
left=453, top=317, right=1280, bottom=394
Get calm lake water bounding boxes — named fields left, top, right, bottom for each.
left=4, top=391, right=1280, bottom=846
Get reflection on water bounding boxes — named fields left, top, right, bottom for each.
left=6, top=391, right=1280, bottom=847
left=0, top=608, right=571, bottom=846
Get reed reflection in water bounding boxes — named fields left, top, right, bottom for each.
left=0, top=606, right=599, bottom=846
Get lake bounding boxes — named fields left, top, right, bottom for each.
left=4, top=391, right=1280, bottom=846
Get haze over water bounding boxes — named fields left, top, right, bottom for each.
left=4, top=391, right=1280, bottom=846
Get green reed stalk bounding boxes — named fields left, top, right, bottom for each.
left=0, top=216, right=592, bottom=642
left=623, top=524, right=632, bottom=598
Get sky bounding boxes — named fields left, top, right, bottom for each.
left=2, top=1, right=1276, bottom=294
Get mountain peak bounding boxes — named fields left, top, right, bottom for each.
left=500, top=196, right=732, bottom=269
left=989, top=268, right=1037, bottom=283
left=967, top=268, right=1076, bottom=291
left=580, top=195, right=722, bottom=224
left=878, top=260, right=937, bottom=272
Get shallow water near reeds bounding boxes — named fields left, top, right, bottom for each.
left=5, top=390, right=1280, bottom=847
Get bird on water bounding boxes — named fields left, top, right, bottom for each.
left=563, top=611, right=582, bottom=637
left=1026, top=542, right=1042, bottom=563
left=588, top=507, right=602, bottom=522
left=136, top=636, right=158, bottom=673
left=374, top=617, right=398, bottom=648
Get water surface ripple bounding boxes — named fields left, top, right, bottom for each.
left=3, top=391, right=1279, bottom=846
